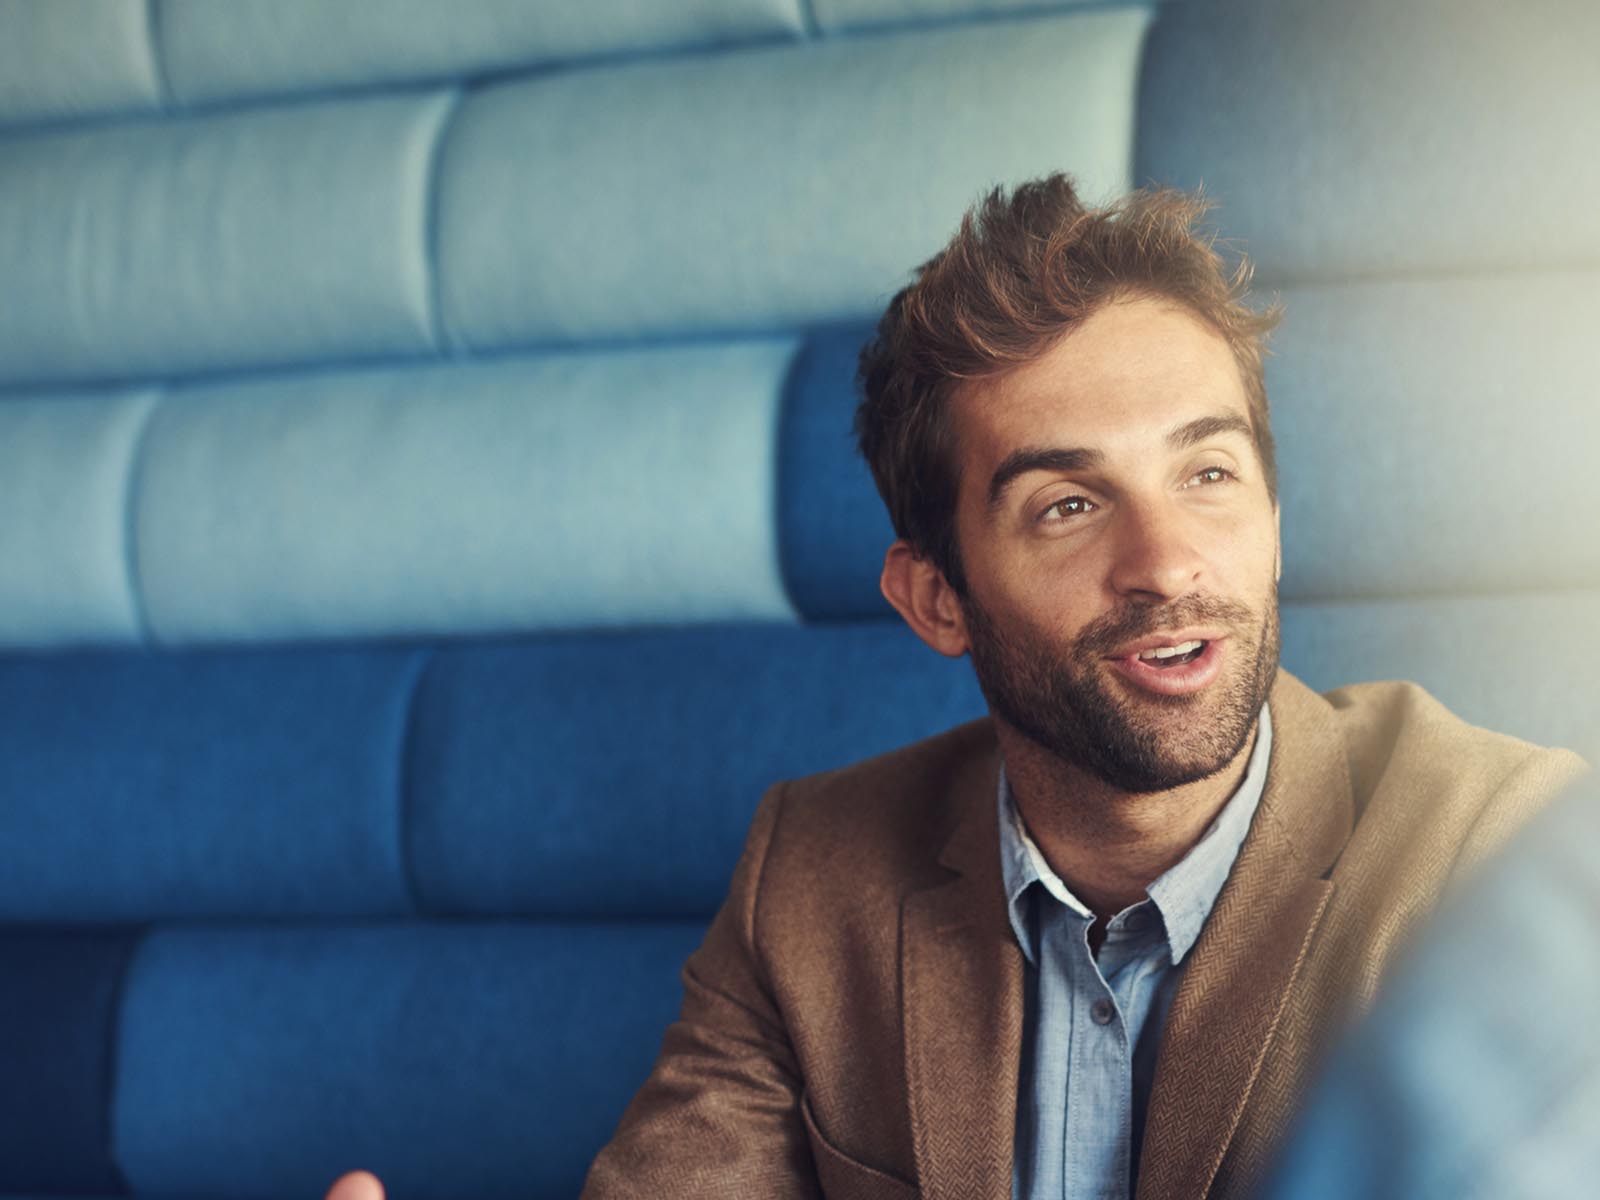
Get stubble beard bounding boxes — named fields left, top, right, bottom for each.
left=962, top=587, right=1281, bottom=794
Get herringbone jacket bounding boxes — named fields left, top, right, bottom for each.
left=583, top=671, right=1586, bottom=1199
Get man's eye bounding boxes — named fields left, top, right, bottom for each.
left=1040, top=495, right=1096, bottom=522
left=1184, top=466, right=1235, bottom=488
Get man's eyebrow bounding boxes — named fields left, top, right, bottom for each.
left=1167, top=413, right=1255, bottom=450
left=985, top=414, right=1257, bottom=508
left=987, top=446, right=1104, bottom=508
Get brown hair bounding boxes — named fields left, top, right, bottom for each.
left=855, top=173, right=1280, bottom=594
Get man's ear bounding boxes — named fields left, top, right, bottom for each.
left=880, top=540, right=970, bottom=658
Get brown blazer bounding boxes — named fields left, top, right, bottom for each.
left=583, top=671, right=1587, bottom=1199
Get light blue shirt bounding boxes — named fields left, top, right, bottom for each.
left=1001, top=705, right=1273, bottom=1200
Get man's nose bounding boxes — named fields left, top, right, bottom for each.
left=1107, top=497, right=1204, bottom=602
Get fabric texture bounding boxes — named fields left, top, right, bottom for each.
left=582, top=670, right=1587, bottom=1199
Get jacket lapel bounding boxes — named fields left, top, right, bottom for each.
left=1135, top=671, right=1355, bottom=1199
left=901, top=740, right=1023, bottom=1200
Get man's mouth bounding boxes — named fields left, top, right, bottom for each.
left=1107, top=634, right=1228, bottom=696
left=1135, top=639, right=1207, bottom=668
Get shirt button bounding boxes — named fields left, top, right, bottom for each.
left=1124, top=909, right=1151, bottom=933
left=1091, top=999, right=1115, bottom=1025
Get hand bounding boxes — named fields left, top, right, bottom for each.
left=325, top=1170, right=385, bottom=1200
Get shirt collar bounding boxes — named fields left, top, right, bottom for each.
left=997, top=703, right=1273, bottom=967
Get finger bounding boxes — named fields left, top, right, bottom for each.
left=325, top=1169, right=385, bottom=1200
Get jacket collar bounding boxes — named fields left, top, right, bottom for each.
left=900, top=730, right=1019, bottom=1200
left=1135, top=669, right=1353, bottom=1198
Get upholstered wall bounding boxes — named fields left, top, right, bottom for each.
left=0, top=1, right=1595, bottom=1197
left=0, top=1, right=1145, bottom=645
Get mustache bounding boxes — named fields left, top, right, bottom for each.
left=1074, top=594, right=1258, bottom=659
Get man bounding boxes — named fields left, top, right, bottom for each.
left=328, top=176, right=1585, bottom=1200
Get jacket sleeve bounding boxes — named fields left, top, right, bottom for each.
left=581, top=782, right=822, bottom=1199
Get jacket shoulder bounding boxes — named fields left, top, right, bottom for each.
left=1321, top=679, right=1588, bottom=873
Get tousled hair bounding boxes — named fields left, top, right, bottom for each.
left=855, top=173, right=1280, bottom=593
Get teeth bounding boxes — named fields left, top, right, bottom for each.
left=1138, top=639, right=1203, bottom=661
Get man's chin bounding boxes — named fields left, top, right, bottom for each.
left=964, top=589, right=1279, bottom=795
left=1092, top=737, right=1248, bottom=795
left=1045, top=665, right=1263, bottom=792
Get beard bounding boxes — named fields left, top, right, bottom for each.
left=962, top=587, right=1280, bottom=794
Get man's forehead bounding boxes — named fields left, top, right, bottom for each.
left=948, top=300, right=1253, bottom=465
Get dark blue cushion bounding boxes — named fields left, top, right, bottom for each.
left=113, top=922, right=705, bottom=1200
left=0, top=928, right=137, bottom=1194
left=778, top=325, right=897, bottom=619
left=0, top=646, right=421, bottom=920
left=408, top=621, right=987, bottom=916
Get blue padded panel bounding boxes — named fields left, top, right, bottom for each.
left=408, top=621, right=989, bottom=916
left=136, top=342, right=797, bottom=646
left=0, top=647, right=420, bottom=920
left=1270, top=273, right=1600, bottom=602
left=812, top=0, right=1131, bottom=33
left=114, top=922, right=705, bottom=1200
left=0, top=0, right=160, bottom=128
left=779, top=324, right=896, bottom=619
left=0, top=90, right=452, bottom=388
left=0, top=928, right=136, bottom=1195
left=161, top=0, right=804, bottom=105
left=1281, top=590, right=1600, bottom=756
left=438, top=9, right=1150, bottom=347
left=0, top=389, right=155, bottom=647
left=1137, top=0, right=1600, bottom=283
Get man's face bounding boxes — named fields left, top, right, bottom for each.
left=948, top=296, right=1281, bottom=793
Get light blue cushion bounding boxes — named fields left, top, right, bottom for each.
left=160, top=0, right=805, bottom=105
left=1137, top=0, right=1600, bottom=283
left=0, top=389, right=155, bottom=645
left=1281, top=590, right=1600, bottom=755
left=0, top=0, right=160, bottom=128
left=812, top=0, right=1137, bottom=34
left=0, top=90, right=452, bottom=386
left=1269, top=273, right=1600, bottom=602
left=137, top=342, right=798, bottom=645
left=437, top=8, right=1150, bottom=347
left=113, top=923, right=705, bottom=1200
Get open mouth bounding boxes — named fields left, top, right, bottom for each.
left=1135, top=639, right=1206, bottom=668
left=1109, top=635, right=1227, bottom=697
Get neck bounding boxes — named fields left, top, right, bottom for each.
left=998, top=718, right=1258, bottom=922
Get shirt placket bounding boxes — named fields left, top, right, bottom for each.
left=1057, top=915, right=1133, bottom=1200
